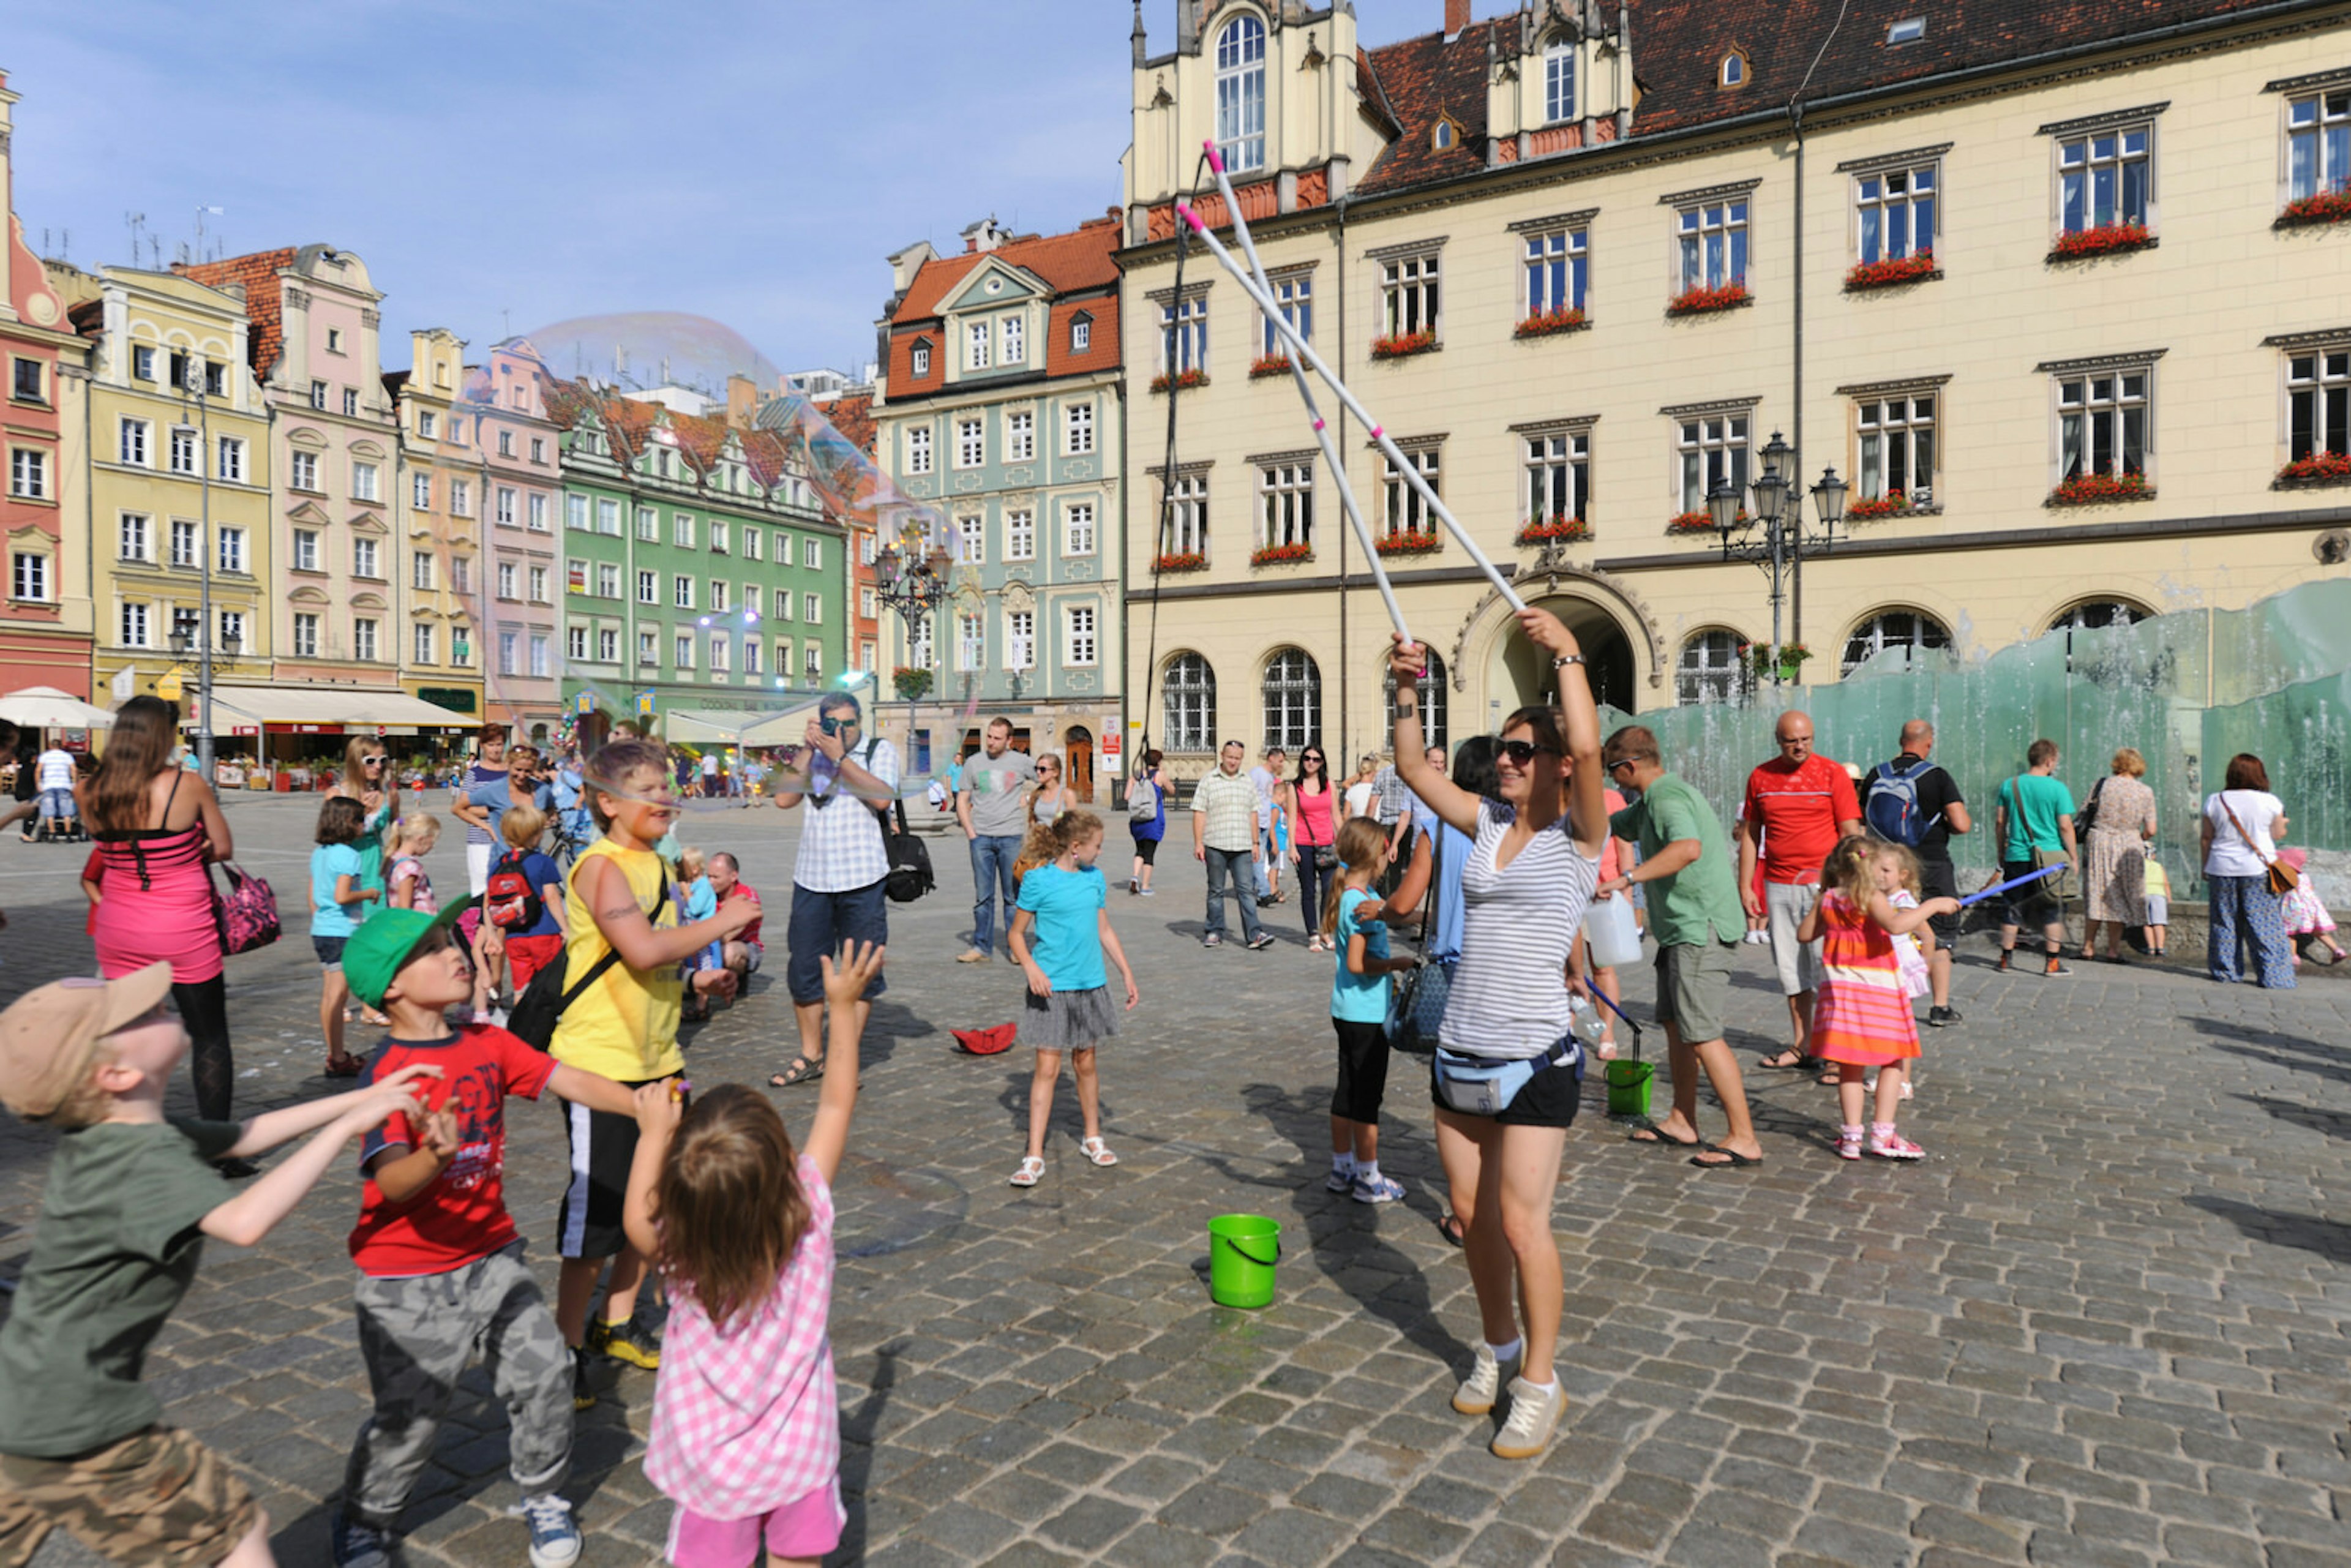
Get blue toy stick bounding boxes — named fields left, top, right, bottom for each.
left=1959, top=862, right=2069, bottom=907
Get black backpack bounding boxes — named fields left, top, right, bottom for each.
left=884, top=797, right=934, bottom=904
left=507, top=876, right=669, bottom=1051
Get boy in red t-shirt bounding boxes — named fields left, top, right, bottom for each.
left=330, top=901, right=646, bottom=1568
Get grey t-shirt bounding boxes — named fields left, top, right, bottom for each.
left=962, top=749, right=1038, bottom=838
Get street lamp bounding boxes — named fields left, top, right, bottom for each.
left=1711, top=430, right=1848, bottom=688
left=872, top=523, right=953, bottom=769
left=173, top=356, right=216, bottom=775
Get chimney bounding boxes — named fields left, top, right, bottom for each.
left=726, top=374, right=756, bottom=431
left=1445, top=0, right=1471, bottom=38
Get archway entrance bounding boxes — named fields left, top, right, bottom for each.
left=1488, top=595, right=1636, bottom=715
left=1064, top=726, right=1095, bottom=803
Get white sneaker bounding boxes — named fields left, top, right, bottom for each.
left=1324, top=1164, right=1356, bottom=1193
left=1491, top=1376, right=1564, bottom=1460
left=1453, top=1343, right=1510, bottom=1415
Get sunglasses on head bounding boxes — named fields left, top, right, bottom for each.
left=1496, top=739, right=1558, bottom=765
left=1605, top=756, right=1638, bottom=775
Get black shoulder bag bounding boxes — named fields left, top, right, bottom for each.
left=508, top=876, right=669, bottom=1051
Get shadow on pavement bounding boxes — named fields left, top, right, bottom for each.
left=2183, top=1194, right=2351, bottom=1264
left=2191, top=1016, right=2351, bottom=1086
left=833, top=1340, right=904, bottom=1564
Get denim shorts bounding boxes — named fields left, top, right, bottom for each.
left=785, top=879, right=889, bottom=1004
left=313, top=935, right=348, bottom=970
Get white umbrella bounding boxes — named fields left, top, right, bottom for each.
left=0, top=686, right=114, bottom=729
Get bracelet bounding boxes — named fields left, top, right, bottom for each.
left=1552, top=653, right=1586, bottom=669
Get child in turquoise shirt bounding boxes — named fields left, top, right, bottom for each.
left=1323, top=817, right=1419, bottom=1203
left=1007, top=811, right=1138, bottom=1188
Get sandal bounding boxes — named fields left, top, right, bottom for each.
left=1626, top=1118, right=1700, bottom=1149
left=768, top=1056, right=825, bottom=1089
left=1079, top=1136, right=1119, bottom=1167
left=323, top=1055, right=364, bottom=1079
left=1690, top=1143, right=1764, bottom=1169
left=1009, top=1156, right=1046, bottom=1187
left=1438, top=1214, right=1466, bottom=1248
left=1758, top=1050, right=1807, bottom=1070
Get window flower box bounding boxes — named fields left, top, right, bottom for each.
left=2278, top=451, right=2351, bottom=486
left=1745, top=642, right=1812, bottom=680
left=2278, top=188, right=2351, bottom=228
left=1152, top=551, right=1209, bottom=572
left=1513, top=307, right=1589, bottom=339
left=2047, top=471, right=2153, bottom=506
left=1845, top=251, right=1937, bottom=291
left=1368, top=329, right=1438, bottom=361
left=1149, top=367, right=1209, bottom=394
left=1667, top=509, right=1743, bottom=534
left=1250, top=542, right=1313, bottom=567
left=1846, top=490, right=1919, bottom=521
left=1516, top=514, right=1591, bottom=545
left=892, top=666, right=933, bottom=701
left=2049, top=222, right=2153, bottom=261
left=1248, top=354, right=1294, bottom=380
left=1374, top=530, right=1442, bottom=558
left=1667, top=282, right=1751, bottom=317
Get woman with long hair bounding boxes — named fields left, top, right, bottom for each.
left=1127, top=750, right=1168, bottom=896
left=77, top=696, right=250, bottom=1172
left=1388, top=609, right=1607, bottom=1462
left=328, top=734, right=403, bottom=1026
left=1286, top=746, right=1341, bottom=951
left=1029, top=753, right=1074, bottom=825
left=2200, top=752, right=2293, bottom=988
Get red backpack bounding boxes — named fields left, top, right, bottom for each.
left=485, top=850, right=544, bottom=932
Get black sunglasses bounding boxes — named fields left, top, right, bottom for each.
left=1605, top=757, right=1638, bottom=775
left=1496, top=739, right=1559, bottom=765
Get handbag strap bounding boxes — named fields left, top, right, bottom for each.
left=1417, top=820, right=1444, bottom=962
left=2216, top=792, right=2274, bottom=866
left=560, top=872, right=670, bottom=1009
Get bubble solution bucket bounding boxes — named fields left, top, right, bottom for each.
left=1207, top=1214, right=1281, bottom=1309
left=1605, top=1059, right=1654, bottom=1119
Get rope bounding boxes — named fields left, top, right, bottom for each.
left=1133, top=150, right=1213, bottom=783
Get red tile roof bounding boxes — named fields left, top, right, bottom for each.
left=889, top=214, right=1122, bottom=326
left=823, top=392, right=876, bottom=456
left=174, top=248, right=298, bottom=378
left=1354, top=20, right=1507, bottom=195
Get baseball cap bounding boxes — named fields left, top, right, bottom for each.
left=342, top=899, right=478, bottom=1011
left=0, top=961, right=174, bottom=1119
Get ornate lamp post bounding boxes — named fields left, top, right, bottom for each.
left=1709, top=430, right=1848, bottom=688
left=873, top=523, right=953, bottom=765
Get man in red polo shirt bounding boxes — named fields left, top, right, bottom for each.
left=1737, top=711, right=1863, bottom=1068
left=706, top=852, right=763, bottom=975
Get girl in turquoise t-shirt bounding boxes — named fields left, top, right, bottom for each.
left=311, top=795, right=379, bottom=1076
left=1323, top=817, right=1420, bottom=1203
left=1007, top=811, right=1138, bottom=1188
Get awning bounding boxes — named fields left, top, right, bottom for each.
left=0, top=686, right=114, bottom=729
left=198, top=685, right=481, bottom=734
left=662, top=697, right=830, bottom=748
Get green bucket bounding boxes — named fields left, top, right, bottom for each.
left=1605, top=1059, right=1654, bottom=1119
left=1206, top=1214, right=1281, bottom=1309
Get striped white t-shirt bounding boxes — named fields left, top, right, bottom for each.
left=1438, top=799, right=1601, bottom=1060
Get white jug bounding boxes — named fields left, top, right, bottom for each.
left=1581, top=891, right=1643, bottom=968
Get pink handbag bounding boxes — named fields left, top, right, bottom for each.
left=215, top=862, right=282, bottom=955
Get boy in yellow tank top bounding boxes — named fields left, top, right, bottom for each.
left=550, top=741, right=759, bottom=1408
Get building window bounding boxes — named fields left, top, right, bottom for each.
left=1263, top=274, right=1313, bottom=358
left=862, top=587, right=879, bottom=619
left=1525, top=430, right=1591, bottom=527
left=803, top=593, right=821, bottom=623
left=8, top=448, right=47, bottom=500
left=1160, top=296, right=1207, bottom=376
left=674, top=513, right=696, bottom=549
left=1065, top=604, right=1097, bottom=667
left=710, top=519, right=730, bottom=555
left=1215, top=15, right=1266, bottom=171
left=743, top=527, right=762, bottom=563
left=527, top=565, right=549, bottom=602
left=449, top=479, right=471, bottom=516
left=626, top=505, right=650, bottom=541
left=1164, top=652, right=1215, bottom=750
left=2289, top=89, right=2351, bottom=205
left=288, top=449, right=320, bottom=491
left=119, top=513, right=150, bottom=562
left=1842, top=610, right=1952, bottom=676
left=957, top=418, right=984, bottom=468
left=1002, top=315, right=1024, bottom=364
left=1063, top=501, right=1097, bottom=557
left=958, top=515, right=984, bottom=565
left=638, top=629, right=658, bottom=667
left=1163, top=472, right=1209, bottom=558
left=451, top=557, right=470, bottom=594
left=1262, top=648, right=1320, bottom=751
left=12, top=552, right=48, bottom=601
left=906, top=426, right=933, bottom=475
left=804, top=645, right=822, bottom=681
left=1678, top=198, right=1750, bottom=292
left=709, top=636, right=731, bottom=674
left=1545, top=40, right=1576, bottom=122
left=1008, top=411, right=1035, bottom=462
left=598, top=563, right=620, bottom=598
left=169, top=426, right=198, bottom=476
left=2050, top=599, right=2151, bottom=632
left=418, top=409, right=438, bottom=439
left=295, top=613, right=320, bottom=658
left=2289, top=348, right=2350, bottom=465
left=635, top=569, right=656, bottom=604
left=775, top=588, right=793, bottom=621
left=118, top=602, right=151, bottom=647
left=343, top=388, right=360, bottom=417
left=129, top=345, right=156, bottom=381
left=1008, top=609, right=1035, bottom=670
left=673, top=575, right=694, bottom=609
left=492, top=486, right=514, bottom=526
left=498, top=430, right=514, bottom=458
left=411, top=550, right=434, bottom=590
left=407, top=622, right=433, bottom=667
left=1385, top=653, right=1450, bottom=752
left=1260, top=461, right=1313, bottom=551
left=353, top=462, right=380, bottom=502
left=218, top=528, right=246, bottom=574
left=735, top=638, right=756, bottom=676
left=561, top=493, right=585, bottom=530
left=451, top=623, right=471, bottom=665
left=803, top=539, right=822, bottom=569
left=325, top=327, right=344, bottom=354
left=2058, top=370, right=2149, bottom=482
left=528, top=493, right=549, bottom=531
left=1065, top=401, right=1095, bottom=455
left=1856, top=163, right=1937, bottom=263
left=1071, top=315, right=1092, bottom=353
left=492, top=630, right=516, bottom=675
left=310, top=380, right=329, bottom=410
left=170, top=519, right=199, bottom=568
left=1677, top=412, right=1751, bottom=514
left=12, top=358, right=45, bottom=403
left=529, top=634, right=549, bottom=678
left=1007, top=509, right=1035, bottom=561
left=1524, top=227, right=1588, bottom=318
left=710, top=580, right=729, bottom=613
left=216, top=437, right=246, bottom=482
left=1382, top=446, right=1441, bottom=542
left=119, top=418, right=151, bottom=467
left=911, top=340, right=931, bottom=378
left=293, top=528, right=320, bottom=572
left=2058, top=124, right=2151, bottom=233
left=1720, top=51, right=1747, bottom=88
left=216, top=610, right=244, bottom=650
left=567, top=625, right=590, bottom=663
left=1677, top=629, right=1752, bottom=705
left=416, top=473, right=436, bottom=511
left=1856, top=394, right=1936, bottom=505
left=495, top=561, right=517, bottom=599
left=1379, top=253, right=1441, bottom=342
left=962, top=319, right=990, bottom=372
left=957, top=611, right=984, bottom=672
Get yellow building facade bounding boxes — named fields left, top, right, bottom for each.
left=388, top=328, right=486, bottom=718
left=1119, top=0, right=2351, bottom=772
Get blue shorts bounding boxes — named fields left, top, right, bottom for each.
left=785, top=879, right=888, bottom=1005
left=313, top=935, right=348, bottom=970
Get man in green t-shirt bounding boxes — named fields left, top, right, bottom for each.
left=1993, top=737, right=2079, bottom=977
left=1600, top=726, right=1763, bottom=1169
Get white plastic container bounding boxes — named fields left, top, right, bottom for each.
left=1580, top=892, right=1644, bottom=968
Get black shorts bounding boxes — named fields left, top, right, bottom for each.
left=1331, top=1018, right=1392, bottom=1123
left=1134, top=835, right=1160, bottom=866
left=1919, top=857, right=1959, bottom=945
left=558, top=1078, right=688, bottom=1259
left=1428, top=1046, right=1583, bottom=1129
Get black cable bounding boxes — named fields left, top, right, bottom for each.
left=1135, top=150, right=1212, bottom=778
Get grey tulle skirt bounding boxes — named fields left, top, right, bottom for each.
left=1016, top=984, right=1122, bottom=1049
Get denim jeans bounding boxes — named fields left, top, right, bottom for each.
left=1203, top=845, right=1263, bottom=941
left=1294, top=844, right=1333, bottom=936
left=969, top=833, right=1022, bottom=955
left=1253, top=820, right=1275, bottom=899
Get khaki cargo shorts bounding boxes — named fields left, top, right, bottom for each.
left=0, top=1426, right=257, bottom=1568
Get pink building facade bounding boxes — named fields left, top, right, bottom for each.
left=467, top=340, right=564, bottom=741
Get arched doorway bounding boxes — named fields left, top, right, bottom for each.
left=1064, top=726, right=1095, bottom=803
left=1489, top=595, right=1636, bottom=714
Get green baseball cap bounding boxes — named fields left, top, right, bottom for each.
left=342, top=898, right=479, bottom=1010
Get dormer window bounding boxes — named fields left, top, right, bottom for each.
left=1545, top=40, right=1577, bottom=123
left=1720, top=50, right=1748, bottom=89
left=1887, top=17, right=1925, bottom=44
left=910, top=337, right=932, bottom=378
left=1216, top=15, right=1267, bottom=172
left=1432, top=118, right=1458, bottom=151
left=1070, top=312, right=1093, bottom=353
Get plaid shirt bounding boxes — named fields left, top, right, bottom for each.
left=1191, top=768, right=1260, bottom=852
left=791, top=736, right=899, bottom=893
left=1371, top=765, right=1413, bottom=825
left=645, top=1157, right=838, bottom=1518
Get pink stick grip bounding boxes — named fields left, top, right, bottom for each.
left=1176, top=204, right=1205, bottom=234
left=1311, top=418, right=1326, bottom=432
left=1202, top=140, right=1224, bottom=173
left=1369, top=426, right=1385, bottom=440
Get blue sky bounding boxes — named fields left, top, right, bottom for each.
left=7, top=1, right=1442, bottom=388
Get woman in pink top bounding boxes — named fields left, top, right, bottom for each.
left=1285, top=747, right=1342, bottom=951
left=624, top=942, right=883, bottom=1568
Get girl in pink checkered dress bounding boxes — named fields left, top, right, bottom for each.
left=623, top=940, right=885, bottom=1568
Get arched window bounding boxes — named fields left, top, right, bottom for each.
left=1431, top=119, right=1456, bottom=151
left=2049, top=599, right=2151, bottom=632
left=1216, top=16, right=1267, bottom=172
left=1385, top=652, right=1449, bottom=753
left=1677, top=629, right=1753, bottom=705
left=1841, top=609, right=1952, bottom=675
left=1262, top=647, right=1321, bottom=751
left=1720, top=50, right=1747, bottom=88
left=1544, top=40, right=1577, bottom=122
left=1163, top=652, right=1215, bottom=752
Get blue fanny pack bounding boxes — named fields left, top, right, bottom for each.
left=1432, top=1037, right=1582, bottom=1117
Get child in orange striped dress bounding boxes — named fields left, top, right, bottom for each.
left=1799, top=838, right=1958, bottom=1161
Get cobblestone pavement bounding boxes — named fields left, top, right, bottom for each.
left=4, top=792, right=2348, bottom=1567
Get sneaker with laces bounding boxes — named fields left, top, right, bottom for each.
left=588, top=1316, right=661, bottom=1370
left=1491, top=1376, right=1565, bottom=1460
left=1324, top=1165, right=1357, bottom=1193
left=331, top=1512, right=392, bottom=1568
left=1927, top=1005, right=1962, bottom=1027
left=1246, top=931, right=1277, bottom=951
left=1452, top=1343, right=1509, bottom=1415
left=518, top=1494, right=582, bottom=1568
left=571, top=1349, right=596, bottom=1411
left=1351, top=1172, right=1406, bottom=1204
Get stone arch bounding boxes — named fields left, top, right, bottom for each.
left=1449, top=561, right=1665, bottom=716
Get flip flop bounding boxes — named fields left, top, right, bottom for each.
left=1438, top=1214, right=1466, bottom=1248
left=1690, top=1143, right=1764, bottom=1169
left=1757, top=1050, right=1807, bottom=1070
left=1626, top=1118, right=1700, bottom=1149
left=768, top=1056, right=825, bottom=1089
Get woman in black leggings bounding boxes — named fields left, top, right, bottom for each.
left=1288, top=747, right=1341, bottom=950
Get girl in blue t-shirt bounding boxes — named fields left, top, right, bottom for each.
left=312, top=794, right=378, bottom=1077
left=1006, top=810, right=1139, bottom=1187
left=1323, top=816, right=1420, bottom=1203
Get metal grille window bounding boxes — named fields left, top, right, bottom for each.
left=1524, top=228, right=1588, bottom=317
left=1841, top=610, right=1951, bottom=676
left=1857, top=394, right=1935, bottom=503
left=2058, top=372, right=2148, bottom=481
left=1215, top=16, right=1266, bottom=171
left=1677, top=199, right=1749, bottom=291
left=1261, top=649, right=1321, bottom=752
left=1259, top=462, right=1313, bottom=550
left=2058, top=126, right=2150, bottom=232
left=1677, top=414, right=1750, bottom=512
left=1008, top=411, right=1035, bottom=461
left=1677, top=629, right=1752, bottom=705
left=958, top=612, right=984, bottom=672
left=2289, top=349, right=2350, bottom=462
left=1160, top=297, right=1206, bottom=375
left=958, top=515, right=984, bottom=565
left=1007, top=509, right=1035, bottom=560
left=1385, top=653, right=1449, bottom=752
left=957, top=418, right=984, bottom=468
left=1262, top=275, right=1313, bottom=358
left=1545, top=42, right=1576, bottom=122
left=1380, top=254, right=1440, bottom=340
left=1524, top=432, right=1590, bottom=526
left=2289, top=90, right=2351, bottom=203
left=1163, top=473, right=1209, bottom=557
left=1065, top=605, right=1097, bottom=667
left=1382, top=446, right=1440, bottom=541
left=1163, top=653, right=1215, bottom=751
left=1856, top=164, right=1937, bottom=261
